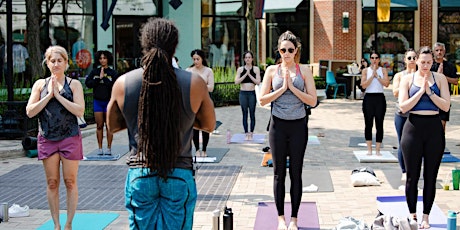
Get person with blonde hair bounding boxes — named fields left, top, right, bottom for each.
left=26, top=45, right=85, bottom=230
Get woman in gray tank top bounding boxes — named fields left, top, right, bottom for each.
left=259, top=31, right=317, bottom=230
left=26, top=45, right=85, bottom=230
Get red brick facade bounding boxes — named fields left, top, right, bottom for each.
left=419, top=0, right=433, bottom=47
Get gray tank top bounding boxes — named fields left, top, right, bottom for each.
left=39, top=77, right=79, bottom=141
left=123, top=67, right=195, bottom=169
left=271, top=64, right=306, bottom=120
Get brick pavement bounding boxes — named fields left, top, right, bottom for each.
left=1, top=87, right=459, bottom=230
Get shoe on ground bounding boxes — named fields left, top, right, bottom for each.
left=97, top=149, right=103, bottom=155
left=105, top=148, right=112, bottom=155
left=9, top=204, right=29, bottom=218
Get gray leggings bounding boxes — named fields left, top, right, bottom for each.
left=269, top=115, right=308, bottom=218
left=239, top=90, right=256, bottom=133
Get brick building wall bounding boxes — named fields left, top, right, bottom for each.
left=419, top=0, right=433, bottom=47
left=313, top=0, right=334, bottom=62
left=333, top=0, right=357, bottom=61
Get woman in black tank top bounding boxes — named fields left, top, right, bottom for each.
left=26, top=45, right=85, bottom=230
left=234, top=51, right=261, bottom=140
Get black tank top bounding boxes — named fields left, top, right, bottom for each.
left=39, top=77, right=79, bottom=141
left=123, top=67, right=195, bottom=169
left=240, top=67, right=256, bottom=84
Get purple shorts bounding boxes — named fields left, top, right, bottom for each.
left=37, top=134, right=83, bottom=160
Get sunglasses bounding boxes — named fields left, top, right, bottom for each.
left=280, top=48, right=295, bottom=54
left=407, top=56, right=416, bottom=61
left=370, top=56, right=379, bottom=59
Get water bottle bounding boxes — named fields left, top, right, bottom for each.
left=226, top=129, right=231, bottom=144
left=212, top=209, right=220, bottom=230
left=223, top=206, right=233, bottom=230
left=447, top=210, right=457, bottom=230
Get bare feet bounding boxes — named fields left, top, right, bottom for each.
left=245, top=133, right=250, bottom=141
left=196, top=150, right=201, bottom=157
left=420, top=214, right=430, bottom=229
left=249, top=132, right=253, bottom=140
left=376, top=151, right=382, bottom=156
left=288, top=218, right=298, bottom=230
left=278, top=216, right=287, bottom=230
left=202, top=151, right=207, bottom=157
left=366, top=151, right=372, bottom=156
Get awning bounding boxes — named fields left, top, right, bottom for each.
left=216, top=2, right=242, bottom=16
left=439, top=0, right=460, bottom=10
left=362, top=0, right=418, bottom=11
left=264, top=0, right=303, bottom=13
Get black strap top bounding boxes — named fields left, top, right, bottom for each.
left=240, top=67, right=257, bottom=84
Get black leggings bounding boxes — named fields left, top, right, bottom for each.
left=193, top=129, right=209, bottom=152
left=269, top=115, right=308, bottom=218
left=362, top=93, right=386, bottom=142
left=401, top=114, right=444, bottom=214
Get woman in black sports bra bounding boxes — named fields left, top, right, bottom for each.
left=234, top=51, right=261, bottom=140
left=398, top=46, right=450, bottom=229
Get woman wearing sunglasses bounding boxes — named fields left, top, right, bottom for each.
left=259, top=31, right=317, bottom=230
left=360, top=51, right=390, bottom=156
left=235, top=50, right=261, bottom=140
left=398, top=46, right=450, bottom=229
left=392, top=49, right=417, bottom=185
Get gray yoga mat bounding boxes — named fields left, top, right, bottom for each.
left=285, top=169, right=334, bottom=192
left=84, top=145, right=129, bottom=161
left=381, top=169, right=442, bottom=190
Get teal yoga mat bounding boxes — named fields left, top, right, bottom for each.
left=37, top=213, right=119, bottom=230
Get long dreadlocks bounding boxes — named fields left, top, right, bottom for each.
left=137, top=18, right=183, bottom=180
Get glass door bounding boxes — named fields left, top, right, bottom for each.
left=114, top=17, right=149, bottom=75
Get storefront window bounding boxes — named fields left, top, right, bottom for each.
left=438, top=12, right=460, bottom=62
left=362, top=11, right=414, bottom=75
left=265, top=0, right=309, bottom=64
left=0, top=0, right=94, bottom=87
left=202, top=0, right=245, bottom=68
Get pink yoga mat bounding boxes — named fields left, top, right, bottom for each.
left=254, top=202, right=320, bottom=230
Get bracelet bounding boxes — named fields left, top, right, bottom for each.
left=428, top=90, right=435, bottom=97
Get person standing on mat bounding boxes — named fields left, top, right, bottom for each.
left=107, top=18, right=215, bottom=229
left=26, top=45, right=85, bottom=230
left=259, top=31, right=317, bottom=230
left=235, top=50, right=261, bottom=141
left=186, top=49, right=215, bottom=157
left=430, top=42, right=457, bottom=133
left=360, top=51, right=390, bottom=156
left=85, top=50, right=118, bottom=155
left=399, top=46, right=450, bottom=229
left=392, top=48, right=417, bottom=182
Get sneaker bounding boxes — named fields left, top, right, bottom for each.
left=9, top=204, right=29, bottom=218
left=105, top=148, right=112, bottom=155
left=97, top=149, right=103, bottom=155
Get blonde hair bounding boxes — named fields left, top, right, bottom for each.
left=42, top=45, right=69, bottom=70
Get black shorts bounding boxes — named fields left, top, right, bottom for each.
left=439, top=108, right=450, bottom=121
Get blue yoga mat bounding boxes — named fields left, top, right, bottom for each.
left=376, top=196, right=446, bottom=230
left=37, top=213, right=119, bottom=230
left=442, top=154, right=460, bottom=163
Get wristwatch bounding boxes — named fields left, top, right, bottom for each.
left=428, top=90, right=435, bottom=97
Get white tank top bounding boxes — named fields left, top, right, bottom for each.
left=365, top=67, right=384, bottom=93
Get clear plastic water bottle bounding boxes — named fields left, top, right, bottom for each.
left=226, top=129, right=231, bottom=144
left=447, top=210, right=457, bottom=230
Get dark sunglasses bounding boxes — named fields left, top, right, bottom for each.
left=280, top=48, right=295, bottom=54
left=370, top=56, right=379, bottom=59
left=407, top=56, right=416, bottom=61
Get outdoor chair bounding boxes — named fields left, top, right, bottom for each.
left=325, top=70, right=347, bottom=99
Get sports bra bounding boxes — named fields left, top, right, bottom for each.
left=409, top=73, right=440, bottom=112
left=240, top=67, right=257, bottom=84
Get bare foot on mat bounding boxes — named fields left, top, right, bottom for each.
left=278, top=216, right=287, bottom=230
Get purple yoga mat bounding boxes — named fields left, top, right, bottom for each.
left=254, top=202, right=320, bottom=230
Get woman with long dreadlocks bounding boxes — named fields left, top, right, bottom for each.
left=107, top=18, right=216, bottom=229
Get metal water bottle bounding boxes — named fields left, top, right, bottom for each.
left=226, top=129, right=231, bottom=144
left=212, top=209, right=220, bottom=230
left=0, top=202, right=8, bottom=222
left=447, top=210, right=457, bottom=230
left=223, top=206, right=233, bottom=230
